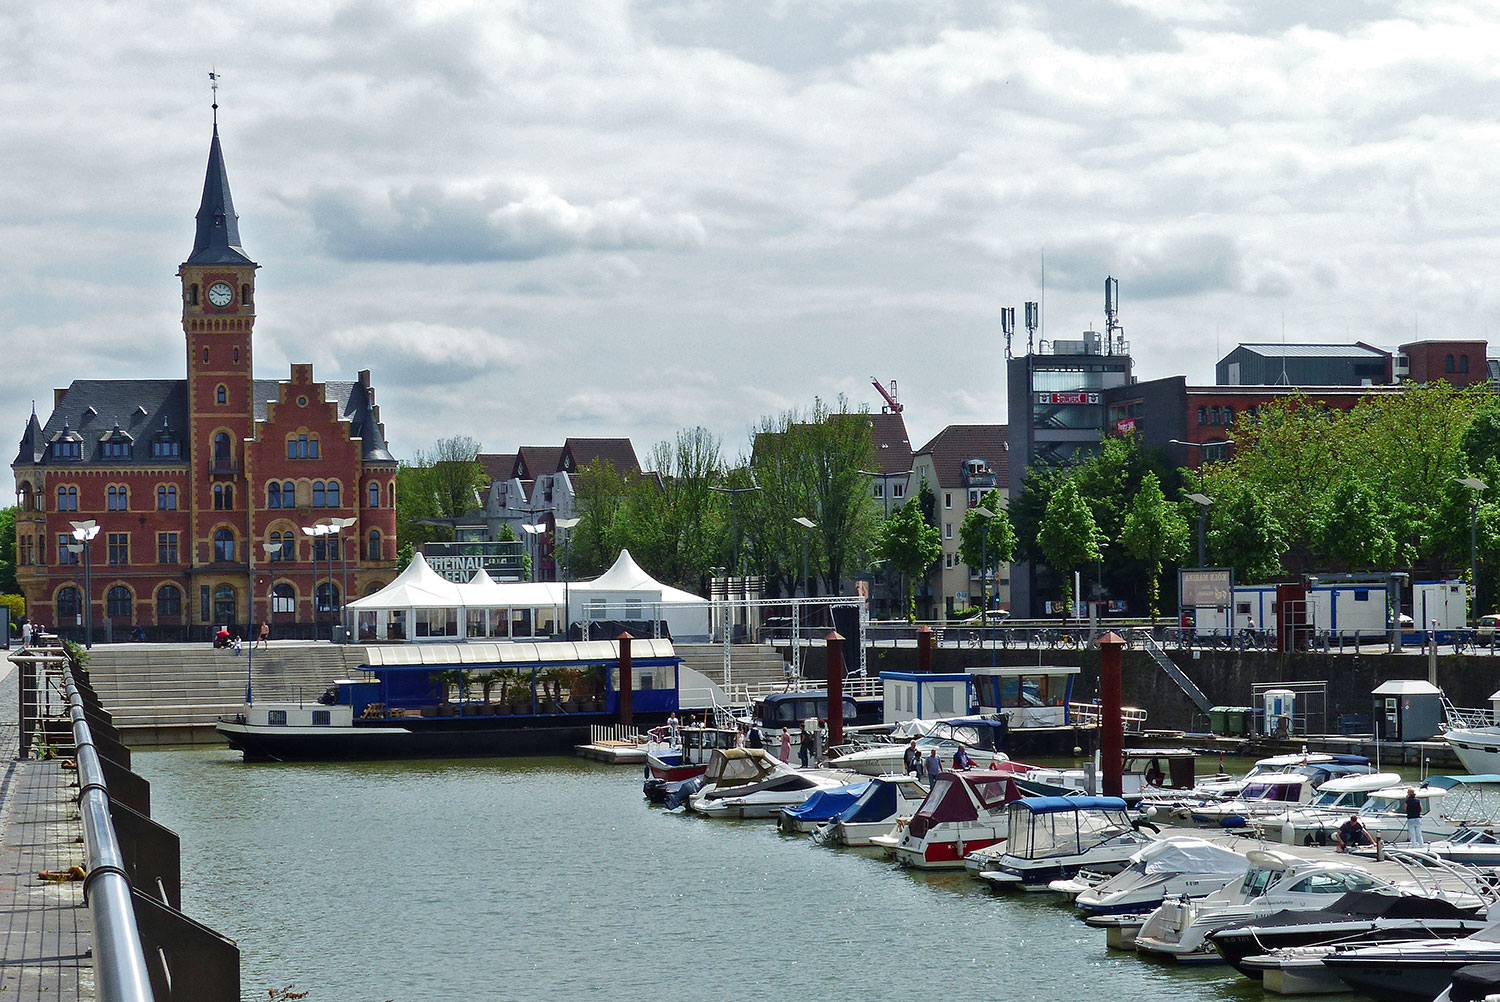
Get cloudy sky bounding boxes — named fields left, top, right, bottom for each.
left=3, top=1, right=1498, bottom=485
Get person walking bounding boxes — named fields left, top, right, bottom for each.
left=1404, top=788, right=1425, bottom=847
left=779, top=728, right=791, bottom=763
left=19, top=620, right=30, bottom=647
left=924, top=748, right=942, bottom=781
left=256, top=621, right=270, bottom=650
left=903, top=740, right=921, bottom=778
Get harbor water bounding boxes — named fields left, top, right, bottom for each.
left=136, top=748, right=1356, bottom=1002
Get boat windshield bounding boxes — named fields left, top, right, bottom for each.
left=1238, top=867, right=1277, bottom=898
left=1241, top=781, right=1300, bottom=802
left=704, top=753, right=779, bottom=788
left=1453, top=827, right=1500, bottom=845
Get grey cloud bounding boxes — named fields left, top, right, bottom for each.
left=308, top=181, right=706, bottom=263
left=1041, top=232, right=1244, bottom=299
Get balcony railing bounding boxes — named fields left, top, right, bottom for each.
left=209, top=458, right=238, bottom=475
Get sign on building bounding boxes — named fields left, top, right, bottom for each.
left=422, top=541, right=526, bottom=583
left=1180, top=568, right=1233, bottom=609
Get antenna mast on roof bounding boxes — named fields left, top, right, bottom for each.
left=1277, top=313, right=1290, bottom=385
left=1001, top=306, right=1016, bottom=360
left=1025, top=301, right=1038, bottom=356
left=1104, top=276, right=1122, bottom=356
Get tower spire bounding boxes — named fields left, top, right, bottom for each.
left=185, top=99, right=254, bottom=267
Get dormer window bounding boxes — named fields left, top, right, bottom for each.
left=152, top=439, right=180, bottom=458
left=102, top=440, right=131, bottom=458
left=52, top=439, right=82, bottom=460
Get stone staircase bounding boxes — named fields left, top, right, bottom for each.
left=81, top=642, right=370, bottom=744
left=674, top=643, right=792, bottom=699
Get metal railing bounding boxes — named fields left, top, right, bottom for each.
left=1068, top=702, right=1149, bottom=733
left=65, top=657, right=156, bottom=1002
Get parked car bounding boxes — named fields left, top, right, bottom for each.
left=1479, top=614, right=1500, bottom=636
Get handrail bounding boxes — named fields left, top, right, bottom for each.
left=65, top=660, right=156, bottom=1002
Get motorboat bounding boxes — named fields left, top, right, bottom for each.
left=1210, top=890, right=1490, bottom=975
left=1117, top=748, right=1202, bottom=802
left=1175, top=774, right=1318, bottom=828
left=1445, top=722, right=1500, bottom=776
left=813, top=775, right=929, bottom=847
left=1349, top=784, right=1453, bottom=845
left=644, top=725, right=740, bottom=783
left=1419, top=825, right=1500, bottom=866
left=827, top=717, right=1015, bottom=775
left=1434, top=962, right=1500, bottom=1002
left=1248, top=772, right=1402, bottom=844
left=1133, top=849, right=1398, bottom=962
left=686, top=749, right=856, bottom=819
left=878, top=770, right=1033, bottom=869
left=1187, top=752, right=1370, bottom=801
left=976, top=796, right=1153, bottom=892
left=1067, top=835, right=1251, bottom=915
left=1319, top=923, right=1500, bottom=1001
left=777, top=780, right=871, bottom=834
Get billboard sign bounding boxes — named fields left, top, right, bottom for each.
left=1180, top=568, right=1233, bottom=609
left=1036, top=391, right=1101, bottom=405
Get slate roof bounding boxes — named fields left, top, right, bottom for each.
left=477, top=453, right=518, bottom=485
left=562, top=437, right=640, bottom=475
left=514, top=446, right=564, bottom=481
left=868, top=412, right=914, bottom=476
left=185, top=126, right=254, bottom=267
left=913, top=424, right=1009, bottom=489
left=14, top=373, right=393, bottom=468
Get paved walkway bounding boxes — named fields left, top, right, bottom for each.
left=0, top=660, right=91, bottom=1001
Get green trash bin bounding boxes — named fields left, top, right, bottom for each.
left=1209, top=706, right=1230, bottom=735
left=1224, top=706, right=1254, bottom=736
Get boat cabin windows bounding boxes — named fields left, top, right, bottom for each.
left=267, top=710, right=288, bottom=726
left=312, top=710, right=331, bottom=726
left=758, top=694, right=859, bottom=727
left=1239, top=867, right=1277, bottom=898
left=1284, top=872, right=1379, bottom=895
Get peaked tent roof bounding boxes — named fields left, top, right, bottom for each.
left=353, top=552, right=465, bottom=609
left=589, top=549, right=659, bottom=590
left=186, top=125, right=254, bottom=266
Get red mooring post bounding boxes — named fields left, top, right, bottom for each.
left=917, top=626, right=933, bottom=671
left=1098, top=631, right=1125, bottom=798
left=825, top=630, right=845, bottom=750
left=617, top=631, right=634, bottom=727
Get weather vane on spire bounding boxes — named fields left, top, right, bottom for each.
left=209, top=69, right=220, bottom=124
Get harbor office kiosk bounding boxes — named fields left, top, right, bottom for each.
left=1372, top=679, right=1443, bottom=742
left=880, top=672, right=971, bottom=723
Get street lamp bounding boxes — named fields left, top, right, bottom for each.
left=1185, top=493, right=1213, bottom=567
left=69, top=520, right=99, bottom=649
left=301, top=522, right=335, bottom=633
left=521, top=521, right=547, bottom=583
left=1460, top=476, right=1488, bottom=629
left=555, top=516, right=580, bottom=638
left=708, top=481, right=761, bottom=577
left=327, top=516, right=359, bottom=642
left=792, top=517, right=817, bottom=598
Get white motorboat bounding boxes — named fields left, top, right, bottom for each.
left=1417, top=825, right=1500, bottom=866
left=1067, top=835, right=1251, bottom=915
left=881, top=770, right=1033, bottom=869
left=1351, top=784, right=1452, bottom=844
left=777, top=780, right=871, bottom=834
left=1186, top=752, right=1368, bottom=801
left=1133, top=849, right=1397, bottom=962
left=976, top=796, right=1152, bottom=892
left=1446, top=725, right=1500, bottom=776
left=813, top=775, right=929, bottom=847
left=1175, top=774, right=1318, bottom=828
left=686, top=749, right=855, bottom=819
left=1248, top=772, right=1402, bottom=843
left=1319, top=922, right=1500, bottom=1001
left=828, top=717, right=1013, bottom=776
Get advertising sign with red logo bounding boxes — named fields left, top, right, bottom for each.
left=1035, top=392, right=1100, bottom=405
left=1115, top=418, right=1137, bottom=434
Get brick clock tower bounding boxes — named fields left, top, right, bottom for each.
left=181, top=124, right=256, bottom=576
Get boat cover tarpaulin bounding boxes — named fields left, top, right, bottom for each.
left=1014, top=795, right=1127, bottom=815
left=783, top=782, right=871, bottom=822
left=703, top=749, right=783, bottom=788
left=1137, top=837, right=1250, bottom=877
left=842, top=778, right=908, bottom=823
left=1245, top=891, right=1482, bottom=929
left=1448, top=963, right=1500, bottom=1002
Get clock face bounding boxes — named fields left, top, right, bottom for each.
left=207, top=282, right=234, bottom=307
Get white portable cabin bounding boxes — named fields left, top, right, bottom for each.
left=1307, top=583, right=1388, bottom=639
left=1232, top=586, right=1279, bottom=633
left=1263, top=688, right=1296, bottom=735
left=1413, top=580, right=1468, bottom=634
left=880, top=672, right=971, bottom=723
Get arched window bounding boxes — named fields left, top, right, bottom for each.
left=368, top=482, right=380, bottom=508
left=268, top=530, right=283, bottom=560
left=314, top=535, right=340, bottom=561
left=214, top=484, right=234, bottom=510
left=215, top=384, right=227, bottom=406
left=271, top=583, right=296, bottom=615
left=156, top=585, right=182, bottom=619
left=367, top=529, right=382, bottom=561
left=327, top=481, right=340, bottom=507
left=242, top=283, right=252, bottom=307
left=106, top=586, right=133, bottom=619
left=157, top=485, right=177, bottom=510
left=213, top=584, right=236, bottom=624
left=107, top=485, right=127, bottom=511
left=316, top=582, right=341, bottom=614
left=214, top=432, right=231, bottom=459
left=188, top=283, right=199, bottom=306
left=388, top=482, right=395, bottom=507
left=1446, top=354, right=1456, bottom=373
left=268, top=482, right=282, bottom=509
left=56, top=485, right=78, bottom=511
left=214, top=528, right=235, bottom=562
left=57, top=586, right=81, bottom=621
left=313, top=482, right=326, bottom=508
left=1460, top=355, right=1470, bottom=374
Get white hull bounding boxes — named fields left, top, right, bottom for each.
left=1446, top=727, right=1500, bottom=774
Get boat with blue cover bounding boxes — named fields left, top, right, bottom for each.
left=778, top=781, right=871, bottom=833
left=815, top=775, right=930, bottom=847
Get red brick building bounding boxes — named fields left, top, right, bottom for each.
left=11, top=121, right=398, bottom=640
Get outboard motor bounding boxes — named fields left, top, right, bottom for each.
left=664, top=777, right=703, bottom=811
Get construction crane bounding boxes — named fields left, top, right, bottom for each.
left=871, top=378, right=902, bottom=414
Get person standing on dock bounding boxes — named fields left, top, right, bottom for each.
left=903, top=740, right=921, bottom=778
left=779, top=728, right=791, bottom=763
left=798, top=726, right=813, bottom=768
left=925, top=748, right=942, bottom=781
left=1404, top=789, right=1425, bottom=847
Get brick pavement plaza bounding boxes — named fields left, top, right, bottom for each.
left=0, top=660, right=92, bottom=1000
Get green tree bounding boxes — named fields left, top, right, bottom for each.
left=1308, top=477, right=1406, bottom=570
left=1037, top=480, right=1105, bottom=614
left=619, top=427, right=727, bottom=593
left=743, top=410, right=820, bottom=597
left=875, top=499, right=942, bottom=621
left=804, top=397, right=879, bottom=595
left=1204, top=488, right=1289, bottom=583
left=1119, top=473, right=1189, bottom=619
left=396, top=435, right=488, bottom=547
left=570, top=459, right=632, bottom=577
left=0, top=505, right=16, bottom=594
left=957, top=490, right=1017, bottom=614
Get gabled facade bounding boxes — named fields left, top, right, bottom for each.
left=909, top=424, right=1009, bottom=619
left=11, top=120, right=398, bottom=640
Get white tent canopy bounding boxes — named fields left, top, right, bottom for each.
left=347, top=549, right=710, bottom=642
